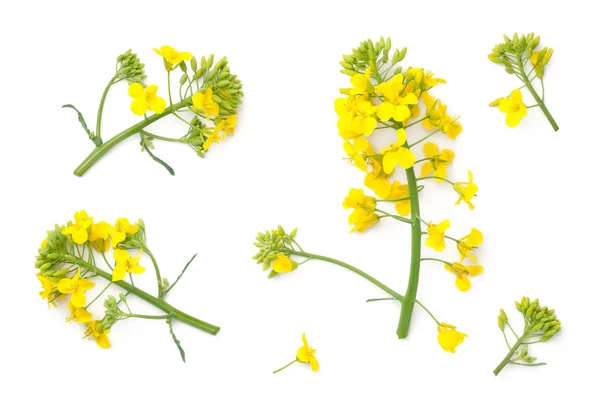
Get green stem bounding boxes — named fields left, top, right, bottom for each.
left=73, top=97, right=192, bottom=176
left=493, top=333, right=527, bottom=376
left=396, top=160, right=422, bottom=339
left=141, top=244, right=163, bottom=297
left=96, top=74, right=119, bottom=140
left=64, top=255, right=220, bottom=335
left=142, top=130, right=187, bottom=143
left=127, top=313, right=171, bottom=320
left=375, top=208, right=412, bottom=224
left=273, top=359, right=298, bottom=374
left=517, top=57, right=559, bottom=131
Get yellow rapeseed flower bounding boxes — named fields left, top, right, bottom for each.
left=343, top=137, right=372, bottom=172
left=375, top=74, right=418, bottom=123
left=192, top=88, right=220, bottom=118
left=86, top=321, right=111, bottom=349
left=57, top=268, right=95, bottom=308
left=342, top=188, right=376, bottom=210
left=62, top=210, right=93, bottom=245
left=420, top=142, right=455, bottom=180
left=272, top=253, right=296, bottom=273
left=128, top=83, right=166, bottom=116
left=202, top=121, right=225, bottom=151
left=425, top=219, right=451, bottom=252
left=364, top=160, right=392, bottom=199
left=112, top=218, right=139, bottom=248
left=457, top=228, right=484, bottom=263
left=112, top=249, right=145, bottom=282
left=153, top=46, right=193, bottom=68
left=348, top=208, right=379, bottom=233
left=387, top=180, right=411, bottom=216
left=381, top=129, right=417, bottom=173
left=437, top=323, right=467, bottom=353
left=454, top=171, right=478, bottom=210
left=37, top=274, right=56, bottom=307
left=67, top=302, right=92, bottom=323
left=349, top=67, right=373, bottom=96
left=297, top=333, right=319, bottom=372
left=444, top=262, right=483, bottom=292
left=89, top=221, right=113, bottom=252
left=498, top=89, right=527, bottom=127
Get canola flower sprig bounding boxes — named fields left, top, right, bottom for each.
left=35, top=211, right=219, bottom=362
left=273, top=334, right=320, bottom=374
left=493, top=297, right=561, bottom=376
left=253, top=226, right=468, bottom=354
left=64, top=46, right=243, bottom=177
left=335, top=38, right=481, bottom=340
left=488, top=33, right=558, bottom=130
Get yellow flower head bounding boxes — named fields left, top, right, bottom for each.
left=498, top=89, right=527, bottom=127
left=425, top=219, right=451, bottom=252
left=349, top=67, right=373, bottom=96
left=387, top=180, right=411, bottom=216
left=375, top=74, right=418, bottom=123
left=112, top=249, right=145, bottom=282
left=457, top=228, right=484, bottom=263
left=62, top=210, right=93, bottom=245
left=67, top=301, right=92, bottom=323
left=37, top=274, right=56, bottom=307
left=202, top=120, right=226, bottom=152
left=57, top=268, right=95, bottom=308
left=348, top=208, right=379, bottom=233
left=454, top=171, right=478, bottom=210
left=342, top=188, right=376, bottom=211
left=420, top=142, right=455, bottom=181
left=443, top=117, right=462, bottom=139
left=343, top=137, right=372, bottom=172
left=364, top=160, right=392, bottom=199
left=444, top=262, right=483, bottom=292
left=153, top=46, right=193, bottom=69
left=128, top=83, right=166, bottom=116
left=192, top=88, right=220, bottom=118
left=296, top=333, right=319, bottom=372
left=86, top=321, right=111, bottom=349
left=271, top=253, right=297, bottom=274
left=437, top=323, right=467, bottom=353
left=112, top=218, right=139, bottom=248
left=89, top=221, right=113, bottom=252
left=381, top=129, right=417, bottom=173
left=422, top=99, right=447, bottom=131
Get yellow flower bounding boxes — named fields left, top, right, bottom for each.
left=498, top=89, right=527, bottom=127
left=57, top=268, right=95, bottom=308
left=531, top=48, right=553, bottom=77
left=153, top=46, right=193, bottom=69
left=444, top=262, right=483, bottom=292
left=128, top=83, right=166, bottom=116
left=437, top=323, right=467, bottom=353
left=37, top=274, right=56, bottom=307
left=67, top=302, right=92, bottom=323
left=364, top=160, right=392, bottom=199
left=457, top=228, right=484, bottom=263
left=420, top=142, right=454, bottom=180
left=89, top=221, right=113, bottom=252
left=443, top=117, right=462, bottom=139
left=375, top=74, right=418, bottom=123
left=62, top=210, right=93, bottom=244
left=343, top=137, right=372, bottom=172
left=296, top=333, right=319, bottom=372
left=86, top=321, right=111, bottom=349
left=349, top=67, right=373, bottom=96
left=422, top=99, right=447, bottom=131
left=272, top=253, right=296, bottom=273
left=192, top=88, right=220, bottom=118
left=342, top=188, right=376, bottom=211
left=343, top=189, right=379, bottom=232
left=454, top=171, right=478, bottom=210
left=223, top=114, right=237, bottom=138
left=202, top=121, right=226, bottom=151
left=425, top=219, right=450, bottom=252
left=112, top=249, right=145, bottom=282
left=348, top=208, right=379, bottom=233
left=381, top=129, right=417, bottom=173
left=350, top=99, right=378, bottom=137
left=112, top=218, right=139, bottom=248
left=387, top=180, right=411, bottom=216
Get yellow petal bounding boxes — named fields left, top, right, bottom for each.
left=112, top=265, right=126, bottom=282
left=96, top=334, right=111, bottom=349
left=455, top=276, right=471, bottom=292
left=309, top=356, right=320, bottom=372
left=130, top=97, right=148, bottom=116
left=392, top=105, right=411, bottom=122
left=382, top=151, right=399, bottom=174
left=149, top=96, right=166, bottom=114
left=128, top=83, right=145, bottom=98
left=71, top=289, right=87, bottom=308
left=377, top=102, right=395, bottom=121
left=396, top=148, right=417, bottom=169
left=420, top=161, right=434, bottom=177
left=423, top=142, right=439, bottom=158
left=396, top=128, right=407, bottom=145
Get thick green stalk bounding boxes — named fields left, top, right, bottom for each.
left=517, top=58, right=559, bottom=131
left=396, top=164, right=422, bottom=339
left=96, top=74, right=119, bottom=140
left=65, top=255, right=220, bottom=335
left=73, top=97, right=192, bottom=176
left=493, top=333, right=527, bottom=376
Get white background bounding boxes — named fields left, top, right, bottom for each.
left=1, top=0, right=598, bottom=411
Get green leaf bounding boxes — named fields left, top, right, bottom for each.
left=167, top=318, right=186, bottom=363
left=163, top=253, right=197, bottom=296
left=140, top=140, right=175, bottom=176
left=62, top=104, right=102, bottom=147
left=366, top=297, right=399, bottom=303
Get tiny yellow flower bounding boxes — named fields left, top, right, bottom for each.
left=37, top=274, right=56, bottom=307
left=342, top=188, right=376, bottom=211
left=223, top=114, right=237, bottom=138
left=422, top=100, right=447, bottom=130
left=437, top=323, right=467, bottom=353
left=297, top=333, right=319, bottom=372
left=381, top=129, right=417, bottom=173
left=89, top=221, right=113, bottom=252
left=112, top=218, right=139, bottom=248
left=128, top=83, right=166, bottom=116
left=86, top=321, right=111, bottom=349
left=420, top=142, right=455, bottom=180
left=67, top=302, right=92, bottom=323
left=349, top=67, right=373, bottom=96
left=153, top=46, right=193, bottom=69
left=444, top=262, right=483, bottom=292
left=350, top=99, right=378, bottom=136
left=112, top=249, right=145, bottom=282
left=57, top=268, right=95, bottom=308
left=343, top=189, right=379, bottom=232
left=192, top=88, right=220, bottom=118
left=443, top=117, right=462, bottom=139
left=348, top=208, right=379, bottom=233
left=454, top=171, right=478, bottom=210
left=531, top=48, right=553, bottom=73
left=364, top=160, right=392, bottom=199
left=457, top=228, right=484, bottom=263
left=343, top=137, right=372, bottom=172
left=498, top=89, right=527, bottom=127
left=62, top=210, right=93, bottom=245
left=272, top=253, right=296, bottom=273
left=387, top=180, right=411, bottom=216
left=425, top=219, right=451, bottom=252
left=202, top=121, right=226, bottom=152
left=375, top=74, right=418, bottom=123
